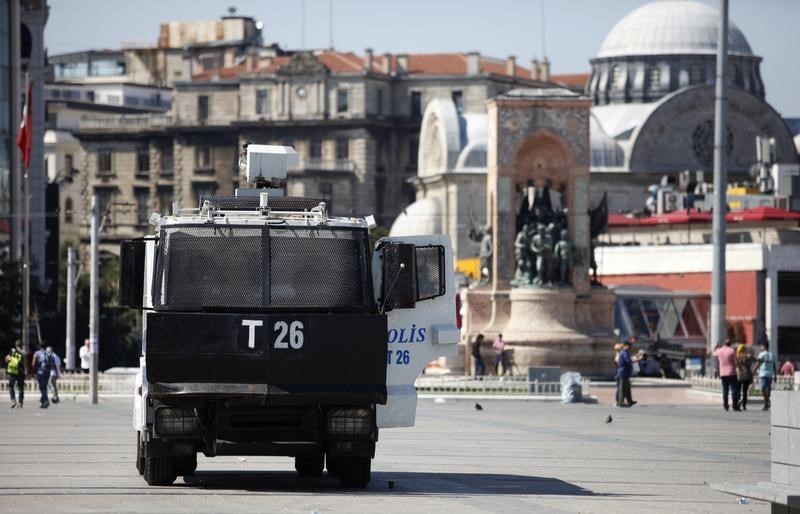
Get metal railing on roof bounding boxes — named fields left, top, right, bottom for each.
left=80, top=114, right=173, bottom=131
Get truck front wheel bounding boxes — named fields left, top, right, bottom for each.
left=136, top=432, right=144, bottom=475
left=143, top=443, right=177, bottom=486
left=295, top=454, right=324, bottom=477
left=336, top=456, right=371, bottom=487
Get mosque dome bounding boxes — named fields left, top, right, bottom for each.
left=389, top=197, right=443, bottom=237
left=597, top=1, right=753, bottom=59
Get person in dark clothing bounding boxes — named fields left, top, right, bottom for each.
left=30, top=343, right=54, bottom=408
left=471, top=334, right=486, bottom=378
left=735, top=343, right=755, bottom=410
left=616, top=341, right=637, bottom=407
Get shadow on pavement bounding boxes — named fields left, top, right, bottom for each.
left=183, top=470, right=621, bottom=497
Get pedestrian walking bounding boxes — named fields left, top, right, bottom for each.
left=757, top=341, right=777, bottom=411
left=616, top=340, right=637, bottom=407
left=471, top=334, right=486, bottom=378
left=735, top=343, right=755, bottom=411
left=79, top=339, right=91, bottom=373
left=779, top=359, right=796, bottom=377
left=613, top=343, right=623, bottom=403
left=31, top=343, right=55, bottom=408
left=5, top=340, right=27, bottom=408
left=492, top=334, right=506, bottom=376
left=714, top=340, right=740, bottom=411
left=46, top=345, right=62, bottom=404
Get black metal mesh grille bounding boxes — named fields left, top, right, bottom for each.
left=160, top=226, right=264, bottom=309
left=415, top=246, right=445, bottom=301
left=199, top=195, right=324, bottom=211
left=269, top=228, right=369, bottom=309
left=154, top=224, right=372, bottom=311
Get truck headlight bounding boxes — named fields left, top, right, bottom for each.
left=326, top=408, right=371, bottom=435
left=154, top=407, right=200, bottom=437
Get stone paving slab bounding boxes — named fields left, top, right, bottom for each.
left=0, top=395, right=772, bottom=513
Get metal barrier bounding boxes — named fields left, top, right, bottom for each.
left=688, top=375, right=795, bottom=392
left=414, top=375, right=591, bottom=397
left=1, top=372, right=589, bottom=398
left=0, top=373, right=135, bottom=396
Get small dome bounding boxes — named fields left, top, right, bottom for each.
left=389, top=197, right=443, bottom=237
left=597, top=1, right=753, bottom=59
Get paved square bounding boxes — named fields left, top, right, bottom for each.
left=0, top=395, right=770, bottom=513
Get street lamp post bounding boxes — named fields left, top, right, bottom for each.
left=89, top=195, right=99, bottom=404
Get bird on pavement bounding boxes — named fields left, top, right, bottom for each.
left=605, top=415, right=613, bottom=423
left=475, top=403, right=483, bottom=411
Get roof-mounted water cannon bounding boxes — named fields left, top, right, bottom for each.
left=239, top=143, right=299, bottom=187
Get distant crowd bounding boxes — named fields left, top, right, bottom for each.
left=5, top=339, right=93, bottom=409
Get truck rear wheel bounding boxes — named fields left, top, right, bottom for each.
left=295, top=454, right=324, bottom=477
left=174, top=454, right=197, bottom=476
left=336, top=456, right=371, bottom=487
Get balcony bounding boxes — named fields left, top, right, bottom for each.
left=80, top=114, right=173, bottom=132
left=289, top=158, right=357, bottom=174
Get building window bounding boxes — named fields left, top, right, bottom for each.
left=198, top=95, right=209, bottom=122
left=410, top=91, right=422, bottom=118
left=610, top=65, right=623, bottom=89
left=778, top=272, right=800, bottom=303
left=319, top=182, right=334, bottom=214
left=135, top=188, right=150, bottom=225
left=648, top=65, right=661, bottom=90
left=157, top=186, right=174, bottom=216
left=160, top=145, right=173, bottom=175
left=690, top=63, right=704, bottom=84
left=64, top=197, right=73, bottom=223
left=64, top=154, right=74, bottom=173
left=335, top=138, right=349, bottom=160
left=97, top=150, right=112, bottom=175
left=408, top=138, right=419, bottom=169
left=95, top=188, right=115, bottom=225
left=196, top=146, right=212, bottom=170
left=376, top=89, right=383, bottom=115
left=193, top=182, right=217, bottom=205
left=452, top=90, right=463, bottom=114
left=86, top=91, right=95, bottom=103
left=136, top=147, right=150, bottom=176
left=336, top=89, right=349, bottom=113
left=309, top=139, right=322, bottom=159
left=375, top=140, right=384, bottom=173
left=256, top=89, right=269, bottom=116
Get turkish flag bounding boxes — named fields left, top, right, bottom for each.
left=17, top=81, right=32, bottom=170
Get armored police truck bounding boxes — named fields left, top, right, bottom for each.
left=120, top=145, right=459, bottom=487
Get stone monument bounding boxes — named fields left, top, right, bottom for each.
left=463, top=88, right=616, bottom=375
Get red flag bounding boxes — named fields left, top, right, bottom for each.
left=17, top=81, right=32, bottom=170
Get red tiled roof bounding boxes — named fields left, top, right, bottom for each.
left=550, top=73, right=589, bottom=89
left=609, top=207, right=800, bottom=228
left=191, top=51, right=553, bottom=81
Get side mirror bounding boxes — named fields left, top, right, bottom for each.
left=119, top=239, right=146, bottom=309
left=381, top=243, right=416, bottom=310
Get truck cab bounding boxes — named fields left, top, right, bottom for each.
left=123, top=145, right=458, bottom=487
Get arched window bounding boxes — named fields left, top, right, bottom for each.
left=64, top=197, right=73, bottom=223
left=610, top=65, right=622, bottom=89
left=648, top=64, right=661, bottom=91
left=690, top=63, right=704, bottom=84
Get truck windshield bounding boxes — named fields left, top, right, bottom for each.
left=152, top=224, right=374, bottom=312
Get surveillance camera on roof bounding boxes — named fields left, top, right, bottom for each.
left=242, top=144, right=299, bottom=183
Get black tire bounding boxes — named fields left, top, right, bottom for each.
left=136, top=432, right=145, bottom=476
left=295, top=454, right=324, bottom=477
left=143, top=452, right=177, bottom=486
left=175, top=453, right=197, bottom=476
left=337, top=456, right=371, bottom=487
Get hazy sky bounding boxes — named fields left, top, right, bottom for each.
left=46, top=0, right=800, bottom=117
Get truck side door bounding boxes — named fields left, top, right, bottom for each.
left=371, top=235, right=460, bottom=428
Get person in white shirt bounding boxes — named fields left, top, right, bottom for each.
left=79, top=339, right=91, bottom=373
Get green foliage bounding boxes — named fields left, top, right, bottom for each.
left=60, top=243, right=140, bottom=369
left=369, top=225, right=390, bottom=251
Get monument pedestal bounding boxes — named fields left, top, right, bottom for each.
left=463, top=286, right=617, bottom=376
